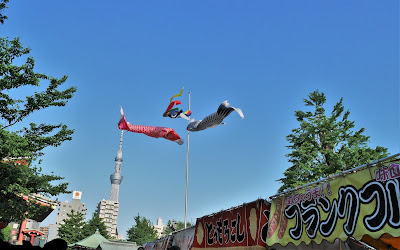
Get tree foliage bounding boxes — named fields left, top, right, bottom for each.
left=57, top=210, right=110, bottom=245
left=82, top=211, right=110, bottom=239
left=0, top=0, right=8, bottom=24
left=278, top=90, right=388, bottom=192
left=126, top=214, right=158, bottom=245
left=163, top=220, right=192, bottom=236
left=57, top=209, right=86, bottom=245
left=0, top=225, right=11, bottom=241
left=0, top=1, right=76, bottom=222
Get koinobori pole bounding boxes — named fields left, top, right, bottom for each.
left=185, top=92, right=191, bottom=228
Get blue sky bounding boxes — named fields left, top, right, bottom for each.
left=1, top=0, right=399, bottom=238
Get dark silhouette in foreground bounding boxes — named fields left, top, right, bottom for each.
left=43, top=238, right=68, bottom=250
left=0, top=238, right=67, bottom=249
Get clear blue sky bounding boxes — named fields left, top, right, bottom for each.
left=1, top=0, right=399, bottom=238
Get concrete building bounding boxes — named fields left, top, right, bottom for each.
left=47, top=191, right=87, bottom=241
left=55, top=191, right=87, bottom=225
left=97, top=131, right=124, bottom=238
left=97, top=199, right=119, bottom=238
left=39, top=225, right=50, bottom=238
left=153, top=217, right=167, bottom=238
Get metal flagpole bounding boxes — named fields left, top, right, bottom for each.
left=185, top=92, right=191, bottom=228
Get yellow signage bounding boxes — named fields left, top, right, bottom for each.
left=267, top=157, right=400, bottom=246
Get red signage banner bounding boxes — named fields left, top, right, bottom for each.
left=192, top=199, right=270, bottom=250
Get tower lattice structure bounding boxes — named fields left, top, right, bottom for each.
left=110, top=130, right=123, bottom=201
left=97, top=130, right=124, bottom=239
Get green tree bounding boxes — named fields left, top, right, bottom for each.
left=82, top=211, right=110, bottom=239
left=278, top=90, right=388, bottom=192
left=0, top=225, right=11, bottom=241
left=126, top=214, right=158, bottom=245
left=0, top=1, right=76, bottom=223
left=57, top=209, right=86, bottom=245
left=163, top=220, right=192, bottom=236
left=0, top=0, right=8, bottom=24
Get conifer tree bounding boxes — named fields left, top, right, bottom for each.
left=278, top=90, right=388, bottom=192
left=57, top=209, right=86, bottom=245
left=163, top=220, right=191, bottom=236
left=126, top=214, right=158, bottom=245
left=82, top=211, right=110, bottom=239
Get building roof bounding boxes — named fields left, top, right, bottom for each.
left=22, top=193, right=58, bottom=222
left=98, top=240, right=140, bottom=250
left=68, top=230, right=110, bottom=249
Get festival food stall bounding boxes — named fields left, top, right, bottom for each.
left=192, top=199, right=270, bottom=250
left=144, top=235, right=173, bottom=250
left=172, top=226, right=196, bottom=250
left=267, top=153, right=400, bottom=249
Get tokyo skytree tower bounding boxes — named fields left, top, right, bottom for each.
left=110, top=130, right=123, bottom=201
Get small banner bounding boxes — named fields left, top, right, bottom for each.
left=192, top=199, right=270, bottom=250
left=267, top=156, right=400, bottom=247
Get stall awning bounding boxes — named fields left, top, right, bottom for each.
left=68, top=229, right=109, bottom=249
left=267, top=153, right=400, bottom=247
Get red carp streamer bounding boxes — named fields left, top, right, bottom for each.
left=118, top=107, right=184, bottom=145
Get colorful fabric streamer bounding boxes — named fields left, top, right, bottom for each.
left=163, top=87, right=191, bottom=120
left=169, top=87, right=184, bottom=104
left=186, top=100, right=244, bottom=132
left=118, top=107, right=184, bottom=145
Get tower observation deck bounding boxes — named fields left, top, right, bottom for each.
left=97, top=130, right=124, bottom=238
